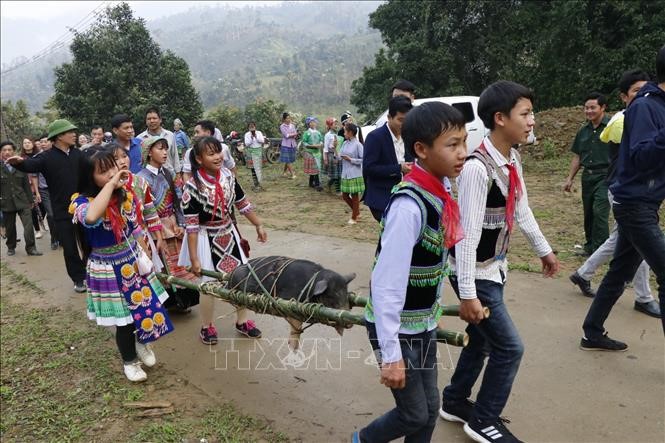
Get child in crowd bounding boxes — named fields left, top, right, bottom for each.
left=243, top=122, right=266, bottom=191
left=279, top=112, right=298, bottom=179
left=323, top=117, right=342, bottom=194
left=136, top=137, right=200, bottom=312
left=355, top=102, right=468, bottom=443
left=107, top=143, right=164, bottom=266
left=302, top=116, right=324, bottom=191
left=339, top=123, right=364, bottom=224
left=178, top=136, right=267, bottom=345
left=441, top=81, right=559, bottom=443
left=70, top=149, right=173, bottom=382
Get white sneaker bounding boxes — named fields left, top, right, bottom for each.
left=347, top=219, right=357, bottom=225
left=123, top=361, right=147, bottom=382
left=35, top=231, right=43, bottom=239
left=135, top=342, right=157, bottom=367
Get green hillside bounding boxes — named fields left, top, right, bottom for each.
left=1, top=1, right=384, bottom=116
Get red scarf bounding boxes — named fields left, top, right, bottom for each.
left=106, top=194, right=126, bottom=243
left=199, top=169, right=225, bottom=222
left=504, top=163, right=522, bottom=233
left=404, top=164, right=464, bottom=249
left=478, top=143, right=522, bottom=233
left=125, top=173, right=144, bottom=227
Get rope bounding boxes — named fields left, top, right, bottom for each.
left=158, top=271, right=470, bottom=347
left=225, top=257, right=322, bottom=335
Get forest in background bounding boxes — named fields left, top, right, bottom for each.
left=0, top=1, right=383, bottom=119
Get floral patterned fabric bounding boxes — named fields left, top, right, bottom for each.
left=179, top=169, right=252, bottom=275
left=70, top=193, right=173, bottom=343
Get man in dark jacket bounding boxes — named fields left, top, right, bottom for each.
left=363, top=96, right=413, bottom=221
left=1, top=141, right=42, bottom=257
left=581, top=46, right=665, bottom=350
left=6, top=119, right=86, bottom=292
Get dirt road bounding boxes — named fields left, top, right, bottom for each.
left=3, top=224, right=663, bottom=442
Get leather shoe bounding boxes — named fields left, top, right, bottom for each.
left=26, top=248, right=43, bottom=256
left=569, top=272, right=596, bottom=297
left=7, top=249, right=15, bottom=256
left=634, top=300, right=661, bottom=318
left=50, top=241, right=59, bottom=250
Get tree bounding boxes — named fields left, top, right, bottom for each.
left=52, top=3, right=203, bottom=133
left=0, top=100, right=48, bottom=143
left=205, top=98, right=288, bottom=138
left=206, top=102, right=245, bottom=136
left=243, top=98, right=288, bottom=138
left=351, top=0, right=665, bottom=116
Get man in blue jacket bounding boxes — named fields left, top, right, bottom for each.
left=581, top=46, right=665, bottom=350
left=363, top=96, right=413, bottom=221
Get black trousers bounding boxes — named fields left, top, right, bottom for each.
left=369, top=207, right=384, bottom=223
left=116, top=324, right=137, bottom=362
left=54, top=218, right=86, bottom=283
left=2, top=208, right=36, bottom=250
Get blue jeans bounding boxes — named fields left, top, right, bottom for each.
left=443, top=278, right=524, bottom=422
left=360, top=322, right=439, bottom=443
left=583, top=202, right=665, bottom=338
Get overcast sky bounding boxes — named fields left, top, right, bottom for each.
left=0, top=1, right=278, bottom=66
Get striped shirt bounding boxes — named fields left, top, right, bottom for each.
left=450, top=137, right=552, bottom=299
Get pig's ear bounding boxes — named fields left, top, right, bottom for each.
left=313, top=279, right=328, bottom=296
left=343, top=273, right=356, bottom=284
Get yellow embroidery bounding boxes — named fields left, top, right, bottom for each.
left=130, top=291, right=143, bottom=305
left=153, top=312, right=165, bottom=326
left=121, top=264, right=135, bottom=278
left=141, top=318, right=154, bottom=332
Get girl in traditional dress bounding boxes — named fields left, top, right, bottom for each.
left=279, top=112, right=298, bottom=179
left=243, top=122, right=266, bottom=191
left=108, top=143, right=165, bottom=268
left=301, top=116, right=323, bottom=191
left=323, top=117, right=342, bottom=194
left=179, top=136, right=268, bottom=345
left=70, top=149, right=173, bottom=382
left=136, top=137, right=200, bottom=312
left=340, top=123, right=365, bottom=225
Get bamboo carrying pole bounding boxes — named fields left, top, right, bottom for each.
left=157, top=272, right=469, bottom=347
left=195, top=269, right=488, bottom=319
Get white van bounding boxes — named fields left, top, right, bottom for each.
left=360, top=96, right=489, bottom=153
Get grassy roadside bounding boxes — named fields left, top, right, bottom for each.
left=0, top=263, right=288, bottom=442
left=238, top=153, right=586, bottom=273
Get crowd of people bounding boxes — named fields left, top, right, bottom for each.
left=1, top=44, right=663, bottom=443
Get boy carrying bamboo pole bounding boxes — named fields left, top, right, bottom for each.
left=355, top=102, right=468, bottom=442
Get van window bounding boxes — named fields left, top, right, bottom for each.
left=452, top=102, right=475, bottom=123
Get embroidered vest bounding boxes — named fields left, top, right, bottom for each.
left=450, top=145, right=520, bottom=264
left=365, top=182, right=448, bottom=332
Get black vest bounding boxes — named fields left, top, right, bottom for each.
left=365, top=182, right=447, bottom=331
left=450, top=146, right=516, bottom=264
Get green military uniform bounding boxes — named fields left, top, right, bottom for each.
left=1, top=162, right=37, bottom=252
left=571, top=115, right=610, bottom=254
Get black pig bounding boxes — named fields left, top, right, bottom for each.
left=227, top=255, right=356, bottom=349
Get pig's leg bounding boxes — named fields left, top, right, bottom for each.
left=287, top=318, right=303, bottom=351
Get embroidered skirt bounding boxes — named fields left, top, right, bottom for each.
left=178, top=223, right=247, bottom=282
left=245, top=146, right=264, bottom=182
left=280, top=145, right=296, bottom=163
left=302, top=148, right=321, bottom=175
left=325, top=152, right=341, bottom=180
left=341, top=177, right=365, bottom=195
left=86, top=244, right=173, bottom=343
